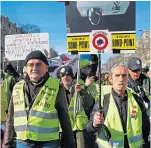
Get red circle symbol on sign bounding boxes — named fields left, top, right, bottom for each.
left=92, top=34, right=108, bottom=51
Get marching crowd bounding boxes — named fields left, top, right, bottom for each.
left=1, top=50, right=150, bottom=148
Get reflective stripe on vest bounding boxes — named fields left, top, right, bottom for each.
left=15, top=125, right=59, bottom=133
left=14, top=110, right=58, bottom=119
left=129, top=134, right=142, bottom=143
left=98, top=129, right=124, bottom=147
left=98, top=134, right=143, bottom=148
left=13, top=78, right=60, bottom=141
left=108, top=140, right=123, bottom=147
left=68, top=107, right=83, bottom=111
left=97, top=89, right=143, bottom=148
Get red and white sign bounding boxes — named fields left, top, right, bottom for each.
left=90, top=30, right=112, bottom=53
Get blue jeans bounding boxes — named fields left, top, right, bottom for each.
left=16, top=140, right=60, bottom=148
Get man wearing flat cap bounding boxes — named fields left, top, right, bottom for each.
left=3, top=50, right=75, bottom=148
left=59, top=65, right=95, bottom=148
left=127, top=57, right=150, bottom=114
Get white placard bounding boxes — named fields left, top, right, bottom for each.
left=5, top=33, right=50, bottom=61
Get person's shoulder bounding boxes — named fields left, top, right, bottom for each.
left=140, top=73, right=148, bottom=80
left=58, top=83, right=66, bottom=92
left=59, top=83, right=64, bottom=88
left=17, top=75, right=24, bottom=81
left=14, top=79, right=25, bottom=86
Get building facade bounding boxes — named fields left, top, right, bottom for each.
left=102, top=30, right=150, bottom=72
left=1, top=16, right=25, bottom=73
left=136, top=30, right=150, bottom=67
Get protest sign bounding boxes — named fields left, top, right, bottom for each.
left=65, top=1, right=135, bottom=53
left=5, top=33, right=49, bottom=61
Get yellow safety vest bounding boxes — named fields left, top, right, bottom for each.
left=1, top=86, right=8, bottom=122
left=89, top=78, right=112, bottom=102
left=99, top=85, right=112, bottom=105
left=3, top=73, right=13, bottom=106
left=87, top=81, right=99, bottom=102
left=68, top=91, right=88, bottom=131
left=13, top=77, right=60, bottom=141
left=96, top=90, right=143, bottom=148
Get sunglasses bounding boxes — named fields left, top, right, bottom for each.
left=130, top=69, right=141, bottom=73
left=60, top=72, right=71, bottom=77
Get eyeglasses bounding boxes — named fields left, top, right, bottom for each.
left=26, top=63, right=42, bottom=68
left=60, top=72, right=71, bottom=77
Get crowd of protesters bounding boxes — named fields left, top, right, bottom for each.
left=0, top=52, right=150, bottom=148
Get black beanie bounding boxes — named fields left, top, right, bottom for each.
left=25, top=50, right=49, bottom=65
left=60, top=66, right=74, bottom=78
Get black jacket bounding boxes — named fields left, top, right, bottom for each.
left=127, top=73, right=150, bottom=103
left=3, top=73, right=75, bottom=148
left=86, top=89, right=150, bottom=148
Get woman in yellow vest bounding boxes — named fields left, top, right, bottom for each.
left=86, top=63, right=150, bottom=148
left=3, top=50, right=75, bottom=148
